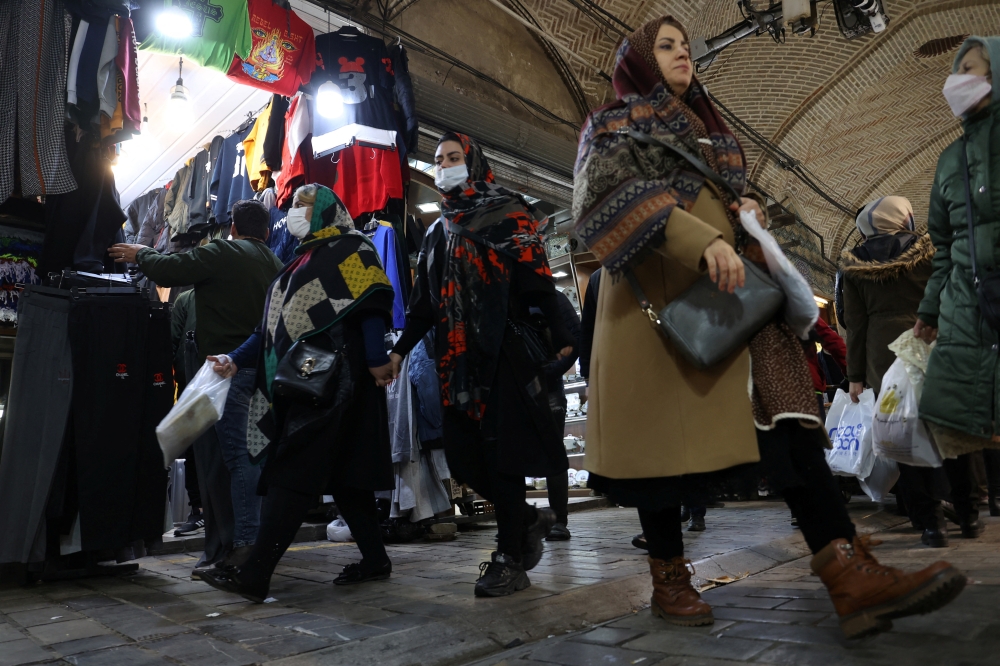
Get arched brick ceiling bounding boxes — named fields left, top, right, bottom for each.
left=372, top=0, right=1000, bottom=256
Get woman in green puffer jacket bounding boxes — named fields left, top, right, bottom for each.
left=915, top=36, right=1000, bottom=530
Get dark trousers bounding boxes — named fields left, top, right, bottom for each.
left=896, top=463, right=946, bottom=530
left=183, top=446, right=202, bottom=510
left=943, top=453, right=980, bottom=523
left=982, top=449, right=1000, bottom=500
left=193, top=427, right=235, bottom=566
left=546, top=471, right=569, bottom=525
left=639, top=423, right=856, bottom=560
left=444, top=409, right=536, bottom=561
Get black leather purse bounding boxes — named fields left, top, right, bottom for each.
left=960, top=136, right=1000, bottom=333
left=272, top=336, right=346, bottom=406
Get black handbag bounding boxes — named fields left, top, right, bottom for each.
left=272, top=336, right=347, bottom=406
left=626, top=259, right=785, bottom=370
left=960, top=135, right=1000, bottom=332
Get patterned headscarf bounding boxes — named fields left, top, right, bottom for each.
left=573, top=15, right=746, bottom=276
left=433, top=132, right=553, bottom=420
left=855, top=196, right=915, bottom=238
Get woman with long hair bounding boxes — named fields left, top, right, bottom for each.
left=573, top=15, right=965, bottom=639
left=389, top=133, right=573, bottom=597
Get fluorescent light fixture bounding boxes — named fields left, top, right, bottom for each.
left=316, top=81, right=344, bottom=119
left=552, top=271, right=569, bottom=278
left=814, top=295, right=829, bottom=306
left=417, top=202, right=440, bottom=214
left=156, top=8, right=193, bottom=39
left=524, top=195, right=540, bottom=204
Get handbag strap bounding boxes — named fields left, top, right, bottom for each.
left=625, top=271, right=662, bottom=325
left=620, top=128, right=744, bottom=203
left=960, top=135, right=981, bottom=286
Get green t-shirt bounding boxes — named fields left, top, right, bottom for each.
left=140, top=0, right=252, bottom=73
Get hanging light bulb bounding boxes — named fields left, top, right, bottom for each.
left=140, top=102, right=150, bottom=136
left=168, top=57, right=192, bottom=122
left=316, top=81, right=344, bottom=119
left=156, top=7, right=193, bottom=39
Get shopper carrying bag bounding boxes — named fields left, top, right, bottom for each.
left=572, top=14, right=965, bottom=638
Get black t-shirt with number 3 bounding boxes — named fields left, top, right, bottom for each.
left=312, top=30, right=397, bottom=138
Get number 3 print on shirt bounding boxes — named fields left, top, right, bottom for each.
left=337, top=57, right=368, bottom=103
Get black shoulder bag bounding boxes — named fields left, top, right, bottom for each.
left=620, top=129, right=785, bottom=370
left=960, top=135, right=1000, bottom=333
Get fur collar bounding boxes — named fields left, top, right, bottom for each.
left=839, top=234, right=935, bottom=281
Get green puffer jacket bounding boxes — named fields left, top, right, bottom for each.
left=918, top=37, right=1000, bottom=440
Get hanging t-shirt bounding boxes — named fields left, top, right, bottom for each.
left=210, top=125, right=252, bottom=227
left=275, top=95, right=338, bottom=210
left=371, top=222, right=407, bottom=329
left=225, top=0, right=316, bottom=96
left=116, top=17, right=141, bottom=133
left=332, top=144, right=403, bottom=219
left=311, top=30, right=398, bottom=137
left=139, top=0, right=252, bottom=73
left=243, top=103, right=270, bottom=192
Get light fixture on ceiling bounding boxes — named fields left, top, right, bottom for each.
left=552, top=271, right=569, bottom=279
left=156, top=7, right=193, bottom=40
left=814, top=295, right=830, bottom=307
left=140, top=102, right=150, bottom=135
left=416, top=202, right=440, bottom=214
left=316, top=81, right=344, bottom=119
left=168, top=57, right=191, bottom=121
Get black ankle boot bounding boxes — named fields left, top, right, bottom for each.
left=521, top=507, right=556, bottom=571
left=960, top=519, right=984, bottom=538
left=474, top=551, right=529, bottom=598
left=199, top=568, right=269, bottom=604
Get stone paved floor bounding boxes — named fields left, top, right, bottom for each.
left=0, top=500, right=929, bottom=666
left=472, top=512, right=1000, bottom=666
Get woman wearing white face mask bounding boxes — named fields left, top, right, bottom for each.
left=197, top=184, right=399, bottom=603
left=914, top=37, right=1000, bottom=532
left=387, top=133, right=575, bottom=598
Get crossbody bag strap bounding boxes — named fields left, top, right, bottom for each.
left=960, top=135, right=981, bottom=286
left=625, top=271, right=661, bottom=325
left=621, top=128, right=744, bottom=203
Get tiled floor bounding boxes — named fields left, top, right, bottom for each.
left=0, top=500, right=937, bottom=666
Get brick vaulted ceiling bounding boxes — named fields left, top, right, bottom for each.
left=366, top=0, right=1000, bottom=258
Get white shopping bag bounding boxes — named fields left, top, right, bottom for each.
left=872, top=357, right=942, bottom=468
left=155, top=360, right=232, bottom=469
left=326, top=518, right=353, bottom=542
left=858, top=455, right=900, bottom=503
left=740, top=210, right=818, bottom=338
left=825, top=389, right=876, bottom=478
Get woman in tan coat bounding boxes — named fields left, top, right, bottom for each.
left=573, top=15, right=964, bottom=640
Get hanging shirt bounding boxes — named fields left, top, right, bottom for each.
left=260, top=94, right=288, bottom=172
left=371, top=222, right=407, bottom=329
left=139, top=0, right=252, bottom=73
left=274, top=96, right=338, bottom=210
left=225, top=0, right=316, bottom=97
left=210, top=126, right=252, bottom=227
left=97, top=18, right=119, bottom=118
left=116, top=17, right=141, bottom=133
left=332, top=144, right=403, bottom=219
left=67, top=20, right=89, bottom=106
left=243, top=102, right=270, bottom=192
left=312, top=30, right=398, bottom=136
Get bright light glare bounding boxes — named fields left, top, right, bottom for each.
left=156, top=9, right=193, bottom=39
left=316, top=81, right=344, bottom=119
left=416, top=202, right=440, bottom=214
left=552, top=271, right=569, bottom=278
left=814, top=295, right=829, bottom=306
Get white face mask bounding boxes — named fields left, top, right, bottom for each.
left=435, top=164, right=469, bottom=192
left=943, top=74, right=992, bottom=117
left=286, top=206, right=312, bottom=239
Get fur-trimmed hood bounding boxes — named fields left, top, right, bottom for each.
left=840, top=234, right=935, bottom=282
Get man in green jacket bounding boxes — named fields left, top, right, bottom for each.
left=111, top=200, right=284, bottom=567
left=914, top=37, right=1000, bottom=535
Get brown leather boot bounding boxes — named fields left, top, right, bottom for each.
left=648, top=556, right=714, bottom=627
left=812, top=536, right=966, bottom=639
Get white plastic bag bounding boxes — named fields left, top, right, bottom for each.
left=156, top=360, right=232, bottom=468
left=858, top=456, right=900, bottom=503
left=740, top=210, right=818, bottom=338
left=326, top=518, right=353, bottom=542
left=825, top=388, right=876, bottom=478
left=872, top=357, right=942, bottom=468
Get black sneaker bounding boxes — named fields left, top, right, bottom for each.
left=631, top=533, right=648, bottom=550
left=333, top=559, right=392, bottom=586
left=921, top=528, right=949, bottom=548
left=521, top=507, right=556, bottom=571
left=174, top=511, right=205, bottom=537
left=688, top=517, right=706, bottom=532
left=546, top=523, right=571, bottom=541
left=474, top=552, right=530, bottom=598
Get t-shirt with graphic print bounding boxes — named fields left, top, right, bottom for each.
left=139, top=0, right=252, bottom=73
left=226, top=0, right=316, bottom=96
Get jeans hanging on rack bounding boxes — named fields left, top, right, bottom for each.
left=0, top=288, right=74, bottom=564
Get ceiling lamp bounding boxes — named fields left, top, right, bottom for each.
left=316, top=81, right=344, bottom=119
left=169, top=57, right=188, bottom=105
left=156, top=7, right=193, bottom=39
left=416, top=202, right=440, bottom=214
